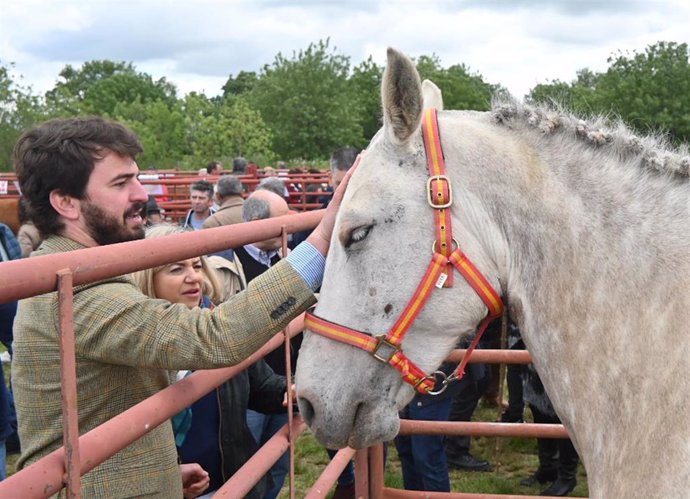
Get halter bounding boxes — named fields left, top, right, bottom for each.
left=305, top=108, right=504, bottom=394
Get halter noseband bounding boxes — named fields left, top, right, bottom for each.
left=305, top=108, right=504, bottom=394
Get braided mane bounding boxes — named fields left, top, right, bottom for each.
left=491, top=99, right=690, bottom=179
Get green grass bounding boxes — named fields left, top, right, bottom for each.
left=278, top=402, right=588, bottom=497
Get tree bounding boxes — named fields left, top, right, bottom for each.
left=247, top=39, right=363, bottom=160
left=528, top=42, right=690, bottom=143
left=415, top=55, right=494, bottom=111
left=188, top=97, right=275, bottom=167
left=0, top=62, right=44, bottom=170
left=349, top=57, right=383, bottom=143
left=222, top=70, right=258, bottom=97
left=45, top=60, right=177, bottom=117
left=113, top=99, right=188, bottom=170
left=595, top=41, right=690, bottom=142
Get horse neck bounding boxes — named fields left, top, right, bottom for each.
left=456, top=128, right=688, bottom=343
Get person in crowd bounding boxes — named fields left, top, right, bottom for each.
left=11, top=116, right=349, bottom=498
left=202, top=175, right=245, bottom=229
left=323, top=147, right=359, bottom=206
left=232, top=157, right=247, bottom=176
left=144, top=195, right=163, bottom=226
left=16, top=198, right=42, bottom=257
left=233, top=190, right=294, bottom=499
left=206, top=161, right=223, bottom=176
left=182, top=180, right=216, bottom=230
left=290, top=147, right=360, bottom=250
left=132, top=224, right=289, bottom=499
left=444, top=323, right=497, bottom=473
left=500, top=319, right=525, bottom=424
left=262, top=166, right=277, bottom=177
left=0, top=223, right=21, bottom=477
left=395, top=362, right=458, bottom=492
left=258, top=176, right=289, bottom=201
left=518, top=329, right=580, bottom=496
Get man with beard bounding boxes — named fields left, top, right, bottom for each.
left=11, top=116, right=349, bottom=498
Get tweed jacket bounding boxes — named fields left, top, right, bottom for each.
left=12, top=235, right=316, bottom=498
left=201, top=196, right=244, bottom=229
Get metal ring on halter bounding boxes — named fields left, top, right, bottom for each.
left=431, top=238, right=459, bottom=254
left=416, top=370, right=451, bottom=396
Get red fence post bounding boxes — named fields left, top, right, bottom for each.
left=57, top=270, right=81, bottom=499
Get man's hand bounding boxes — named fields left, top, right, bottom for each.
left=307, top=160, right=358, bottom=256
left=181, top=463, right=210, bottom=499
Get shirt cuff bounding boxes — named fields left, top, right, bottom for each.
left=285, top=241, right=325, bottom=291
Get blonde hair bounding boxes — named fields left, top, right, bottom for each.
left=131, top=223, right=222, bottom=305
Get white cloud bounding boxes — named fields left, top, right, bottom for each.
left=1, top=0, right=688, bottom=99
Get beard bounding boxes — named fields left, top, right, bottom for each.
left=82, top=200, right=146, bottom=245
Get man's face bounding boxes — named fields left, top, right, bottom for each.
left=190, top=189, right=212, bottom=215
left=332, top=169, right=347, bottom=190
left=81, top=152, right=148, bottom=245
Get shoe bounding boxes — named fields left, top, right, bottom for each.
left=520, top=468, right=557, bottom=486
left=447, top=453, right=492, bottom=472
left=500, top=412, right=524, bottom=424
left=332, top=483, right=355, bottom=499
left=540, top=477, right=576, bottom=496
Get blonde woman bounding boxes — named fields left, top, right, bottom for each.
left=132, top=224, right=289, bottom=499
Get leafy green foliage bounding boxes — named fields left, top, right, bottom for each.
left=45, top=60, right=177, bottom=117
left=1, top=40, right=687, bottom=172
left=246, top=39, right=364, bottom=160
left=189, top=96, right=275, bottom=167
left=0, top=62, right=44, bottom=170
left=416, top=55, right=495, bottom=111
left=528, top=41, right=690, bottom=143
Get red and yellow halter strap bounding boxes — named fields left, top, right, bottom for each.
left=306, top=108, right=503, bottom=394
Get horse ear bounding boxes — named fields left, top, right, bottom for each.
left=422, top=80, right=444, bottom=110
left=381, top=48, right=423, bottom=144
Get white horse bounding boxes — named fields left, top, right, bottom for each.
left=295, top=47, right=690, bottom=498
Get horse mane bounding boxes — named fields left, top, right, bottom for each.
left=490, top=99, right=690, bottom=179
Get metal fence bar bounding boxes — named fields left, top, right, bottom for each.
left=355, top=448, right=370, bottom=499
left=215, top=416, right=308, bottom=499
left=381, top=489, right=569, bottom=498
left=304, top=447, right=357, bottom=499
left=57, top=270, right=81, bottom=499
left=0, top=210, right=323, bottom=303
left=398, top=420, right=569, bottom=439
left=370, top=444, right=386, bottom=499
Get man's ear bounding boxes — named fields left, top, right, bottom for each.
left=49, top=190, right=81, bottom=221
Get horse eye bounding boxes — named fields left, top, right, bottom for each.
left=345, top=225, right=372, bottom=248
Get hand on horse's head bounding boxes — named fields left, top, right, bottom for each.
left=306, top=161, right=358, bottom=256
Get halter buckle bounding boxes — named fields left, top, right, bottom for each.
left=372, top=335, right=399, bottom=363
left=426, top=175, right=453, bottom=209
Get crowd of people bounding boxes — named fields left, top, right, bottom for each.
left=0, top=115, right=581, bottom=498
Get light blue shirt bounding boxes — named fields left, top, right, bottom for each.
left=285, top=241, right=326, bottom=291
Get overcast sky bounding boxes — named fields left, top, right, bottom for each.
left=1, top=0, right=688, bottom=100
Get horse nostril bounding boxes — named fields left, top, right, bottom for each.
left=297, top=396, right=315, bottom=426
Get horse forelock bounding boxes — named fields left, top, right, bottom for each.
left=490, top=98, right=690, bottom=179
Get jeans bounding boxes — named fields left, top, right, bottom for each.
left=246, top=410, right=289, bottom=499
left=0, top=441, right=5, bottom=480
left=395, top=395, right=452, bottom=492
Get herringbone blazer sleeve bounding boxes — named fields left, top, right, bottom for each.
left=72, top=258, right=315, bottom=370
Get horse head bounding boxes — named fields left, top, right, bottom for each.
left=295, top=48, right=504, bottom=449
